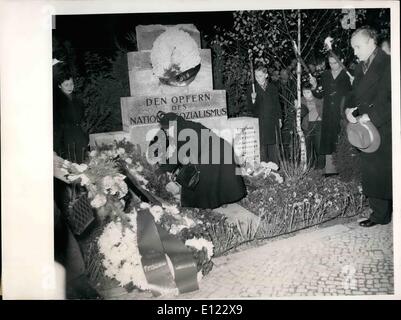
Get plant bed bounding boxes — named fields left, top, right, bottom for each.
left=239, top=167, right=367, bottom=240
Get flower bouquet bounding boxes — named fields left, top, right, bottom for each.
left=150, top=26, right=201, bottom=87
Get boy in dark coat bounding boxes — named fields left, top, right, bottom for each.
left=345, top=27, right=392, bottom=227
left=246, top=65, right=282, bottom=164
left=300, top=83, right=325, bottom=169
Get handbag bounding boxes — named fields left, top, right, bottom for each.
left=65, top=185, right=95, bottom=236
left=172, top=163, right=200, bottom=191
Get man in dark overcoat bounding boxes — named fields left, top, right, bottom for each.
left=246, top=65, right=282, bottom=164
left=345, top=27, right=392, bottom=227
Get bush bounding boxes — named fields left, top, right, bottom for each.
left=74, top=51, right=130, bottom=134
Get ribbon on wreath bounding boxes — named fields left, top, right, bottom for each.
left=119, top=160, right=199, bottom=295
left=136, top=208, right=199, bottom=295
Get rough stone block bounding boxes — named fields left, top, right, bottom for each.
left=127, top=49, right=213, bottom=95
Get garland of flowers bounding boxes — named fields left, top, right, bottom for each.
left=150, top=26, right=201, bottom=79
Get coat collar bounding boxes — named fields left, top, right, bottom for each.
left=353, top=48, right=388, bottom=98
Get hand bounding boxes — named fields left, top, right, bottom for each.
left=251, top=92, right=257, bottom=103
left=279, top=119, right=282, bottom=129
left=53, top=153, right=70, bottom=183
left=358, top=113, right=370, bottom=124
left=309, top=75, right=317, bottom=90
left=345, top=107, right=358, bottom=124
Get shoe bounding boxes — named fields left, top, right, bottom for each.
left=324, top=173, right=339, bottom=178
left=359, top=219, right=377, bottom=227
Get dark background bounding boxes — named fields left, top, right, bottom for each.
left=53, top=11, right=234, bottom=58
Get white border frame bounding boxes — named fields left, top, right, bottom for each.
left=1, top=0, right=399, bottom=299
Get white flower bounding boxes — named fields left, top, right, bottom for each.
left=268, top=197, right=273, bottom=202
left=166, top=181, right=180, bottom=195
left=125, top=158, right=133, bottom=165
left=149, top=205, right=164, bottom=222
left=66, top=174, right=79, bottom=182
left=102, top=175, right=114, bottom=192
left=79, top=174, right=90, bottom=186
left=117, top=148, right=125, bottom=155
left=72, top=163, right=88, bottom=173
left=89, top=150, right=97, bottom=157
left=140, top=202, right=151, bottom=209
left=308, top=192, right=313, bottom=197
left=90, top=194, right=107, bottom=208
left=67, top=173, right=89, bottom=184
left=169, top=224, right=186, bottom=235
left=263, top=161, right=279, bottom=171
left=270, top=172, right=283, bottom=183
left=185, top=238, right=214, bottom=260
left=182, top=216, right=195, bottom=227
left=162, top=204, right=180, bottom=216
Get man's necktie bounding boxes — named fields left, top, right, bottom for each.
left=362, top=61, right=369, bottom=74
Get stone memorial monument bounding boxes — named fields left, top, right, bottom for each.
left=90, top=24, right=260, bottom=165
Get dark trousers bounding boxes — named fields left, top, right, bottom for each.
left=260, top=143, right=279, bottom=164
left=305, top=121, right=325, bottom=169
left=369, top=197, right=392, bottom=224
left=54, top=201, right=86, bottom=283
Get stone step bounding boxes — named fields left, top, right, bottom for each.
left=213, top=203, right=261, bottom=230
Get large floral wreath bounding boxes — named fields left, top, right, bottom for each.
left=61, top=142, right=213, bottom=296
left=150, top=26, right=201, bottom=80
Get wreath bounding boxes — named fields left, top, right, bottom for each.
left=150, top=27, right=201, bottom=86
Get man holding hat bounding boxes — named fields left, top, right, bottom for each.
left=345, top=26, right=392, bottom=227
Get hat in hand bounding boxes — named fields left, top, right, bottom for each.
left=346, top=121, right=381, bottom=153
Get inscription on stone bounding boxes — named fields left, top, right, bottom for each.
left=121, top=90, right=227, bottom=131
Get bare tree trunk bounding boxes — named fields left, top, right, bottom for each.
left=296, top=9, right=308, bottom=170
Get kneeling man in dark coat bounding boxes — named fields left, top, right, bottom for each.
left=345, top=27, right=392, bottom=227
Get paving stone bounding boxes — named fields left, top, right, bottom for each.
left=107, top=220, right=394, bottom=299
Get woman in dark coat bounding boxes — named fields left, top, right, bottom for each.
left=311, top=54, right=352, bottom=175
left=53, top=74, right=88, bottom=163
left=53, top=65, right=101, bottom=299
left=148, top=112, right=247, bottom=209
